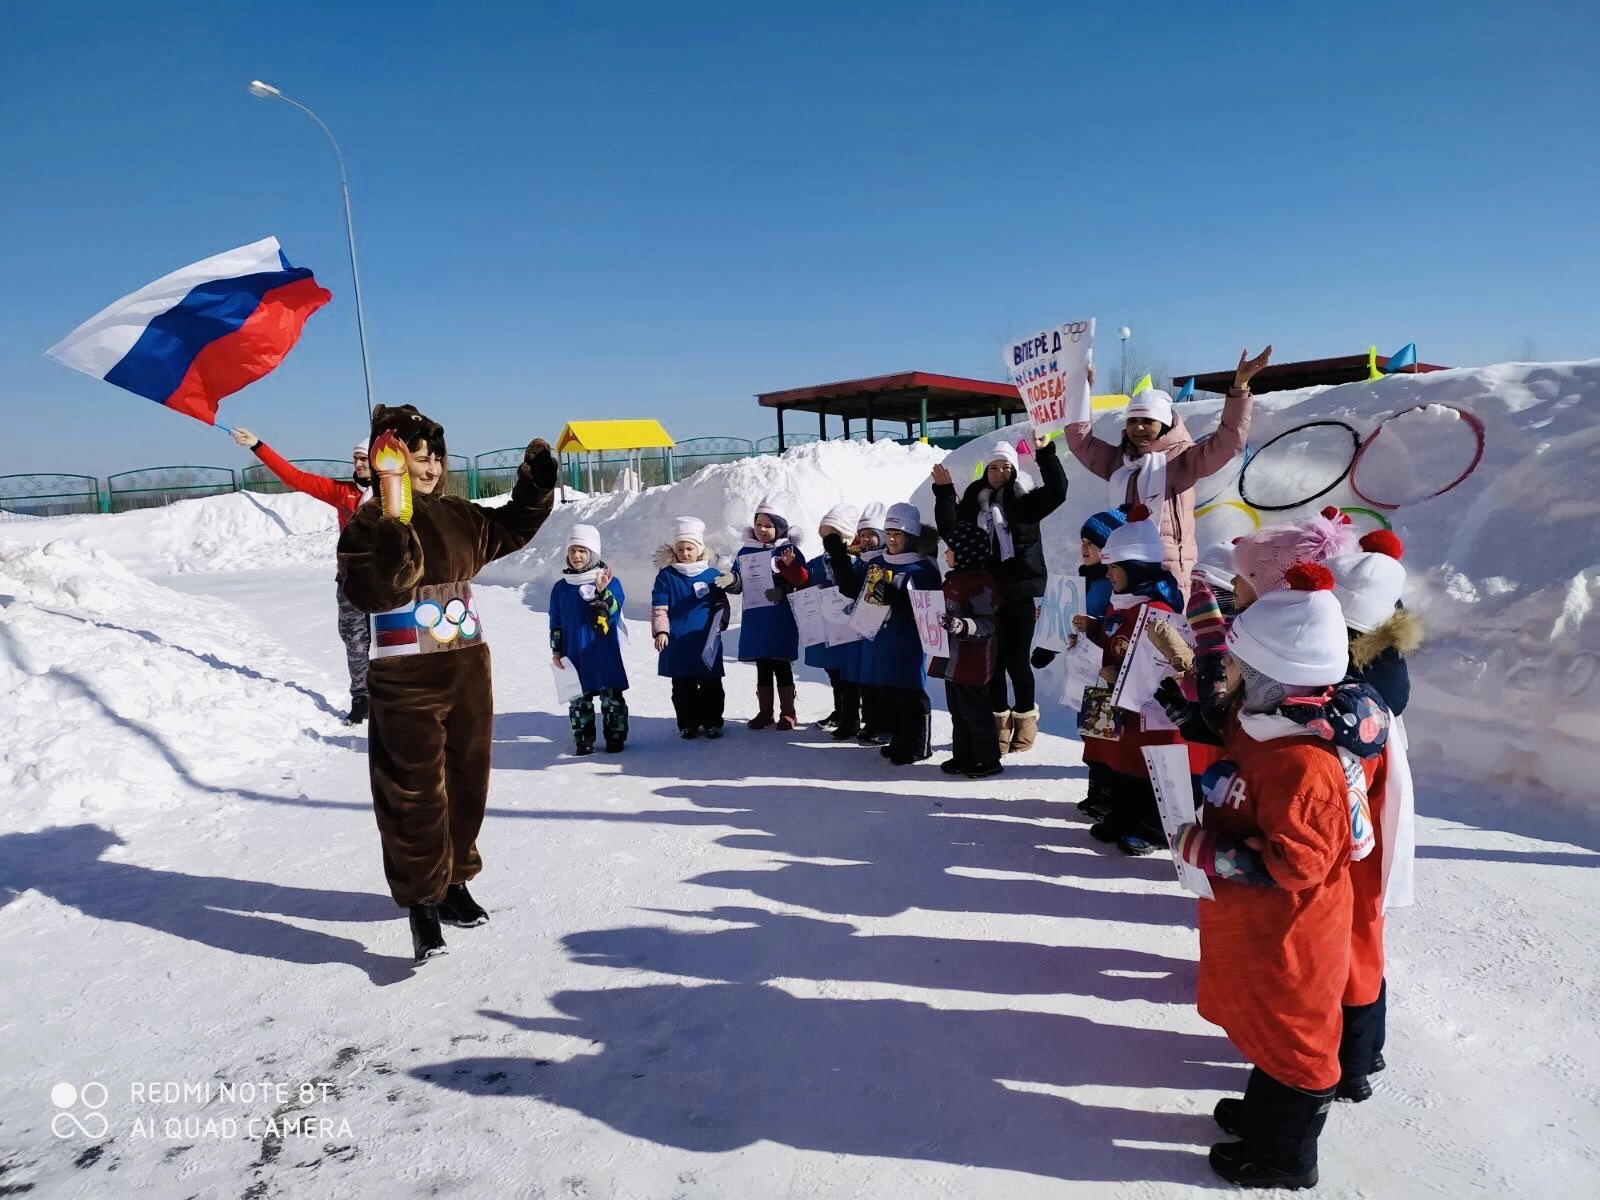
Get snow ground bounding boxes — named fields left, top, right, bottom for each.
left=2, top=558, right=1597, bottom=1199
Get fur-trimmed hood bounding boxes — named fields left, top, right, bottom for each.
left=653, top=543, right=725, bottom=570
left=1349, top=607, right=1423, bottom=669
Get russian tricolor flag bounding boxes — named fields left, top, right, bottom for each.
left=46, top=237, right=332, bottom=425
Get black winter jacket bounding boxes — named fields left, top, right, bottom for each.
left=932, top=441, right=1068, bottom=601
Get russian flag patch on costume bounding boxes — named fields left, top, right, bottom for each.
left=45, top=237, right=331, bottom=424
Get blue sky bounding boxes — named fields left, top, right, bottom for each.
left=2, top=0, right=1594, bottom=477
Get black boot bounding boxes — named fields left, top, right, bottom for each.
left=1209, top=1068, right=1332, bottom=1190
left=1338, top=979, right=1387, bottom=1101
left=438, top=883, right=488, bottom=928
left=408, top=904, right=447, bottom=961
left=346, top=695, right=369, bottom=726
left=1214, top=1097, right=1242, bottom=1136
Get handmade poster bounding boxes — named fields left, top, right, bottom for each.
left=1142, top=744, right=1215, bottom=899
left=908, top=585, right=950, bottom=657
left=1035, top=573, right=1083, bottom=655
left=736, top=551, right=775, bottom=609
left=791, top=587, right=830, bottom=647
left=551, top=658, right=584, bottom=703
left=1004, top=317, right=1095, bottom=437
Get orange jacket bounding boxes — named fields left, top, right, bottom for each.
left=1195, top=715, right=1354, bottom=1091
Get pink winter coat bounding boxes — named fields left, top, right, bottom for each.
left=1065, top=387, right=1253, bottom=593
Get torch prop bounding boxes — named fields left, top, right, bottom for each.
left=370, top=431, right=413, bottom=524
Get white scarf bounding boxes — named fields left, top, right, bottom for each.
left=1109, top=450, right=1169, bottom=511
left=976, top=491, right=1014, bottom=561
left=882, top=550, right=928, bottom=567
left=670, top=559, right=710, bottom=577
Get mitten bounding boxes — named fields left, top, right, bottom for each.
left=943, top=614, right=974, bottom=636
left=763, top=587, right=785, bottom=604
left=1173, top=823, right=1274, bottom=886
left=1030, top=647, right=1058, bottom=669
left=774, top=550, right=809, bottom=588
left=714, top=569, right=738, bottom=591
left=1155, top=677, right=1194, bottom=725
left=519, top=438, right=559, bottom=490
left=370, top=518, right=424, bottom=592
left=1146, top=619, right=1194, bottom=674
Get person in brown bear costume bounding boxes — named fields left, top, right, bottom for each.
left=337, top=404, right=559, bottom=962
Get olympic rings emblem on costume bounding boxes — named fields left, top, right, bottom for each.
left=413, top=596, right=480, bottom=644
left=1348, top=404, right=1486, bottom=510
left=1238, top=420, right=1362, bottom=512
left=1063, top=321, right=1090, bottom=342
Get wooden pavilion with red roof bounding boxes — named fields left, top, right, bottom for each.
left=755, top=371, right=1024, bottom=451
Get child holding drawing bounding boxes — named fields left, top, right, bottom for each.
left=549, top=524, right=629, bottom=756
left=651, top=516, right=730, bottom=739
left=936, top=523, right=1004, bottom=778
left=718, top=494, right=808, bottom=730
left=1074, top=506, right=1190, bottom=855
left=803, top=503, right=862, bottom=738
left=827, top=502, right=941, bottom=765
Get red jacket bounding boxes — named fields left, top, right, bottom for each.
left=1196, top=715, right=1354, bottom=1091
left=253, top=442, right=366, bottom=530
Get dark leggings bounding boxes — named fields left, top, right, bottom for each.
left=988, top=598, right=1039, bottom=713
left=755, top=658, right=794, bottom=688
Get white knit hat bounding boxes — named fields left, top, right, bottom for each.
left=986, top=440, right=1019, bottom=470
left=1327, top=531, right=1407, bottom=633
left=353, top=440, right=370, bottom=458
left=1101, top=505, right=1164, bottom=565
left=1194, top=540, right=1237, bottom=590
left=567, top=524, right=602, bottom=555
left=672, top=516, right=705, bottom=546
left=857, top=502, right=888, bottom=533
left=884, top=502, right=923, bottom=537
left=819, top=503, right=859, bottom=538
left=755, top=493, right=794, bottom=522
left=1126, top=389, right=1174, bottom=426
left=1227, top=563, right=1349, bottom=686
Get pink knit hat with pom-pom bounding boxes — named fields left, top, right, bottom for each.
left=1231, top=506, right=1359, bottom=596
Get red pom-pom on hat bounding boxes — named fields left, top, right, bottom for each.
left=1359, top=529, right=1405, bottom=559
left=1320, top=505, right=1352, bottom=525
left=1284, top=561, right=1336, bottom=592
left=1125, top=503, right=1152, bottom=523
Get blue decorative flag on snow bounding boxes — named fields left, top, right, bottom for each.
left=1176, top=377, right=1195, bottom=402
left=1384, top=343, right=1418, bottom=374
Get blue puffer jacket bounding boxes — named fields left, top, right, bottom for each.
left=859, top=552, right=942, bottom=691
left=548, top=569, right=628, bottom=693
left=651, top=562, right=728, bottom=679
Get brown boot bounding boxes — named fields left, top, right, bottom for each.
left=747, top=683, right=775, bottom=730
left=775, top=685, right=799, bottom=731
left=994, top=710, right=1015, bottom=755
left=1010, top=707, right=1040, bottom=753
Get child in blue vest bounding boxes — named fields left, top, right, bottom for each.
left=832, top=501, right=941, bottom=765
left=804, top=502, right=861, bottom=738
left=549, top=524, right=628, bottom=755
left=651, top=516, right=730, bottom=739
left=718, top=494, right=809, bottom=730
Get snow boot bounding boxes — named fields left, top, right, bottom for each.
left=832, top=723, right=861, bottom=741
left=994, top=710, right=1015, bottom=754
left=1214, top=1097, right=1243, bottom=1136
left=409, top=904, right=447, bottom=961
left=1209, top=1068, right=1331, bottom=1190
left=438, top=883, right=488, bottom=928
left=1338, top=979, right=1387, bottom=1101
left=601, top=689, right=629, bottom=753
left=1009, top=707, right=1040, bottom=754
left=704, top=724, right=725, bottom=740
left=1117, top=832, right=1160, bottom=856
left=816, top=711, right=838, bottom=730
left=940, top=758, right=971, bottom=775
left=775, top=686, right=799, bottom=731
left=747, top=683, right=775, bottom=730
left=1088, top=821, right=1123, bottom=844
left=1078, top=775, right=1116, bottom=822
left=346, top=695, right=369, bottom=726
left=680, top=727, right=700, bottom=740
left=963, top=762, right=1004, bottom=780
left=569, top=695, right=597, bottom=756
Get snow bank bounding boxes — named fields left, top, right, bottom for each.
left=477, top=438, right=945, bottom=608
left=917, top=360, right=1600, bottom=799
left=0, top=541, right=339, bottom=828
left=0, top=490, right=338, bottom=575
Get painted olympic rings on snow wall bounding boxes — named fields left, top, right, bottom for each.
left=1194, top=501, right=1393, bottom=531
left=1237, top=421, right=1363, bottom=512
left=1348, top=404, right=1487, bottom=510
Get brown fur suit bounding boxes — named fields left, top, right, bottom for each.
left=338, top=429, right=555, bottom=907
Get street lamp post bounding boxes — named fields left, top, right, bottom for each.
left=249, top=80, right=376, bottom=421
left=1118, top=326, right=1132, bottom=395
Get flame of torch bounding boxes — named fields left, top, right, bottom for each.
left=371, top=431, right=413, bottom=524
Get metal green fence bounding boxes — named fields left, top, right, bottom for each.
left=106, top=466, right=238, bottom=513
left=672, top=437, right=756, bottom=479
left=470, top=447, right=525, bottom=501
left=241, top=459, right=351, bottom=495
left=0, top=473, right=102, bottom=521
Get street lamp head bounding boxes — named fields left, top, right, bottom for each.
left=1119, top=326, right=1132, bottom=340
left=248, top=80, right=282, bottom=98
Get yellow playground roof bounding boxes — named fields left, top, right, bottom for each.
left=555, top=420, right=675, bottom=454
